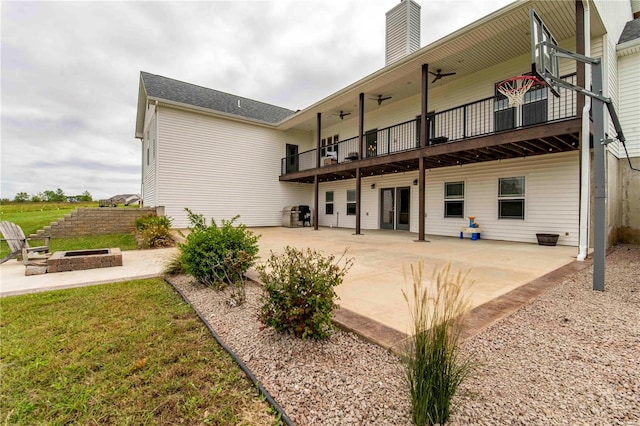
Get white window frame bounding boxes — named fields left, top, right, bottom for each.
left=346, top=189, right=356, bottom=216
left=444, top=181, right=465, bottom=218
left=325, top=191, right=334, bottom=215
left=498, top=176, right=526, bottom=219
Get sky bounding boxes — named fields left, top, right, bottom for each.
left=1, top=0, right=513, bottom=201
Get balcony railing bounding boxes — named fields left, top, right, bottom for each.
left=281, top=74, right=577, bottom=175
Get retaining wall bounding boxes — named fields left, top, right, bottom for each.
left=30, top=208, right=158, bottom=238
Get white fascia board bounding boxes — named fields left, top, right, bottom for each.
left=617, top=37, right=640, bottom=56
left=135, top=76, right=148, bottom=139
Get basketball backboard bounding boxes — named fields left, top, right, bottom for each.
left=530, top=8, right=560, bottom=97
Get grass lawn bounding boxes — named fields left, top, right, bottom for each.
left=0, top=279, right=280, bottom=425
left=0, top=202, right=138, bottom=259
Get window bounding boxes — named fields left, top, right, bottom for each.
left=522, top=84, right=548, bottom=126
left=325, top=191, right=334, bottom=215
left=494, top=83, right=515, bottom=131
left=498, top=176, right=525, bottom=219
left=346, top=190, right=356, bottom=215
left=444, top=181, right=464, bottom=218
left=321, top=135, right=338, bottom=158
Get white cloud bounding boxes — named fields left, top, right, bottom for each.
left=1, top=0, right=512, bottom=200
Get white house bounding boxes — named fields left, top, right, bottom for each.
left=135, top=0, right=640, bottom=250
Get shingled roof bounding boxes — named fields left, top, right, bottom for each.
left=140, top=72, right=296, bottom=125
left=618, top=18, right=640, bottom=44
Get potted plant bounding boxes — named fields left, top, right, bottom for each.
left=536, top=233, right=559, bottom=246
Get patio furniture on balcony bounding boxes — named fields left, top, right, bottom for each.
left=323, top=157, right=337, bottom=166
left=346, top=152, right=359, bottom=161
left=430, top=136, right=449, bottom=145
left=279, top=73, right=577, bottom=178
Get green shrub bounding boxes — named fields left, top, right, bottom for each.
left=257, top=246, right=353, bottom=340
left=164, top=253, right=186, bottom=276
left=179, top=209, right=259, bottom=290
left=402, top=263, right=474, bottom=426
left=134, top=214, right=174, bottom=248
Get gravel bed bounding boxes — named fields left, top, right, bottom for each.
left=168, top=244, right=640, bottom=425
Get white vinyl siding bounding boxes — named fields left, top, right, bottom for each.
left=318, top=151, right=579, bottom=245
left=617, top=47, right=640, bottom=158
left=142, top=111, right=157, bottom=207
left=156, top=106, right=313, bottom=228
left=425, top=152, right=579, bottom=245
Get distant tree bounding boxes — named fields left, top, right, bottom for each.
left=79, top=191, right=93, bottom=202
left=30, top=193, right=43, bottom=202
left=43, top=190, right=55, bottom=202
left=43, top=189, right=66, bottom=202
left=14, top=192, right=29, bottom=202
left=1, top=198, right=11, bottom=204
left=55, top=188, right=65, bottom=201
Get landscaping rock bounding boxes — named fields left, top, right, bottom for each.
left=167, top=244, right=640, bottom=425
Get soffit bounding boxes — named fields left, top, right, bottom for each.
left=281, top=0, right=606, bottom=132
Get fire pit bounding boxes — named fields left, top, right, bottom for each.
left=47, top=248, right=122, bottom=273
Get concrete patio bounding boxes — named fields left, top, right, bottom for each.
left=250, top=227, right=590, bottom=346
left=1, top=227, right=591, bottom=350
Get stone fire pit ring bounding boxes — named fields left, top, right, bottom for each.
left=46, top=248, right=123, bottom=273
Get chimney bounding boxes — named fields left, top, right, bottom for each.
left=385, top=0, right=421, bottom=66
left=632, top=0, right=640, bottom=19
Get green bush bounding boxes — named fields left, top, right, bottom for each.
left=179, top=209, right=259, bottom=290
left=257, top=246, right=353, bottom=340
left=164, top=253, right=186, bottom=276
left=134, top=214, right=174, bottom=248
left=402, top=262, right=474, bottom=425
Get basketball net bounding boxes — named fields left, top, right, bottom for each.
left=497, top=75, right=541, bottom=107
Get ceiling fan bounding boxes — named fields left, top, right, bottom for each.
left=369, top=94, right=392, bottom=105
left=429, top=69, right=456, bottom=83
left=333, top=110, right=351, bottom=120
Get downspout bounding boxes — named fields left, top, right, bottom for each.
left=577, top=0, right=591, bottom=261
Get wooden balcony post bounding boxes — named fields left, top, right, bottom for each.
left=421, top=64, right=428, bottom=149
left=418, top=64, right=428, bottom=241
left=358, top=93, right=364, bottom=158
left=314, top=112, right=321, bottom=230
left=356, top=167, right=361, bottom=235
left=316, top=112, right=322, bottom=168
left=418, top=157, right=425, bottom=241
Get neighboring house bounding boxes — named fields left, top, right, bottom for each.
left=135, top=0, right=640, bottom=249
left=99, top=194, right=141, bottom=207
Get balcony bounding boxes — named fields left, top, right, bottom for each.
left=281, top=74, right=579, bottom=182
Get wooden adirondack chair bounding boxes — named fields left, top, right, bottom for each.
left=0, top=221, right=51, bottom=264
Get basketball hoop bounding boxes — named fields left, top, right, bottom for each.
left=497, top=75, right=542, bottom=107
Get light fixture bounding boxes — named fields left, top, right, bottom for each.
left=371, top=183, right=376, bottom=189
left=413, top=179, right=418, bottom=186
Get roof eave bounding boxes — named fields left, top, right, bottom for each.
left=277, top=0, right=528, bottom=130
left=135, top=74, right=147, bottom=139
left=148, top=96, right=281, bottom=128
left=617, top=37, right=640, bottom=56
